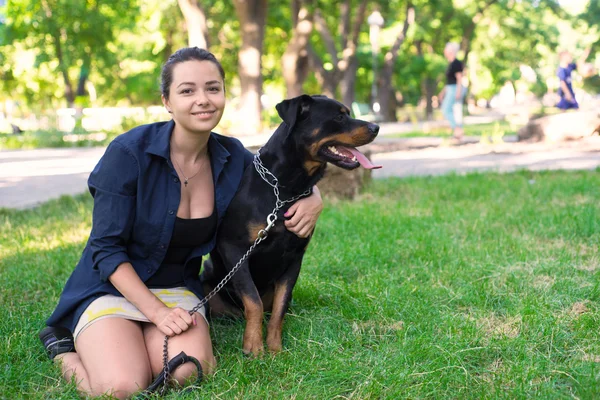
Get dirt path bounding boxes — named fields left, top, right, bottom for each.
left=1, top=136, right=599, bottom=209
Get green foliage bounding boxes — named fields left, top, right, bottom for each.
left=0, top=0, right=595, bottom=116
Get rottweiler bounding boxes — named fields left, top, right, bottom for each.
left=201, top=94, right=380, bottom=356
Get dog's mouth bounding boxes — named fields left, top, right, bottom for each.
left=319, top=144, right=382, bottom=170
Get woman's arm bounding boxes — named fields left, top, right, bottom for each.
left=109, top=262, right=195, bottom=336
left=89, top=141, right=194, bottom=336
left=284, top=185, right=323, bottom=238
left=455, top=72, right=463, bottom=99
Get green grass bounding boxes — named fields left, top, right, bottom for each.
left=387, top=120, right=519, bottom=139
left=1, top=170, right=599, bottom=399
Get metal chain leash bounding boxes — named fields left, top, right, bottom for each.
left=158, top=150, right=312, bottom=396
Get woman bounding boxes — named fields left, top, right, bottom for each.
left=438, top=42, right=466, bottom=140
left=39, top=47, right=323, bottom=399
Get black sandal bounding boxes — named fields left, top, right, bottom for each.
left=39, top=326, right=76, bottom=360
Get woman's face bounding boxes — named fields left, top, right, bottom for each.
left=162, top=60, right=226, bottom=136
left=444, top=46, right=455, bottom=61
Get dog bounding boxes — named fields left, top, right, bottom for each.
left=201, top=94, right=380, bottom=356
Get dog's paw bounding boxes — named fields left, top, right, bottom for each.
left=266, top=331, right=283, bottom=353
left=243, top=329, right=264, bottom=357
left=242, top=340, right=264, bottom=357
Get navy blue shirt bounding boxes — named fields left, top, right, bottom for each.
left=46, top=120, right=254, bottom=332
left=558, top=62, right=577, bottom=97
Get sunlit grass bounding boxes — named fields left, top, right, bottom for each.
left=1, top=170, right=599, bottom=399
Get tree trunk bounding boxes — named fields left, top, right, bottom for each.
left=282, top=0, right=313, bottom=98
left=233, top=0, right=267, bottom=134
left=177, top=0, right=210, bottom=49
left=424, top=78, right=435, bottom=119
left=377, top=5, right=414, bottom=121
left=309, top=1, right=367, bottom=103
left=340, top=56, right=357, bottom=108
left=41, top=0, right=74, bottom=107
left=76, top=56, right=90, bottom=97
left=337, top=0, right=367, bottom=107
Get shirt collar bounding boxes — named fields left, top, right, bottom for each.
left=146, top=120, right=231, bottom=166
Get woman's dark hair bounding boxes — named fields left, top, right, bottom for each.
left=160, top=47, right=226, bottom=100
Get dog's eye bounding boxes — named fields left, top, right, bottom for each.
left=335, top=114, right=346, bottom=122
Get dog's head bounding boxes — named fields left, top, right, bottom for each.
left=275, top=95, right=381, bottom=174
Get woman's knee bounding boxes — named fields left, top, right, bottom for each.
left=92, top=372, right=151, bottom=399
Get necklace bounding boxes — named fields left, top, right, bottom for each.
left=170, top=151, right=204, bottom=187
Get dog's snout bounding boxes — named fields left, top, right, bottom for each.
left=368, top=123, right=379, bottom=136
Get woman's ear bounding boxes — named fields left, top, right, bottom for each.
left=161, top=94, right=172, bottom=114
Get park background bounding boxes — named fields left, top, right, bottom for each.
left=1, top=1, right=600, bottom=399
left=0, top=0, right=598, bottom=145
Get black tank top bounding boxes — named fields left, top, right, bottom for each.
left=145, top=208, right=217, bottom=288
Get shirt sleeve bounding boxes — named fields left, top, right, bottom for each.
left=87, top=141, right=138, bottom=282
left=558, top=68, right=567, bottom=81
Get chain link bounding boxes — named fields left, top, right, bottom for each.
left=158, top=150, right=312, bottom=395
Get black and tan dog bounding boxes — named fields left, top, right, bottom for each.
left=201, top=94, right=380, bottom=356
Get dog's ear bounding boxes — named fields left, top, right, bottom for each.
left=276, top=94, right=314, bottom=131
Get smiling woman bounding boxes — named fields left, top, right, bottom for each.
left=38, top=47, right=325, bottom=399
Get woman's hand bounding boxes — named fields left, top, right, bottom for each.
left=284, top=186, right=323, bottom=238
left=152, top=306, right=197, bottom=337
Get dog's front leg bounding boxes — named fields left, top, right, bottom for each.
left=239, top=285, right=265, bottom=356
left=266, top=258, right=302, bottom=353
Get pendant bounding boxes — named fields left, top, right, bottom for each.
left=184, top=179, right=188, bottom=187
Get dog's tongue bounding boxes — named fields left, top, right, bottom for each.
left=339, top=146, right=382, bottom=169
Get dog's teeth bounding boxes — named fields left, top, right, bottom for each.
left=328, top=146, right=339, bottom=155
left=352, top=156, right=357, bottom=161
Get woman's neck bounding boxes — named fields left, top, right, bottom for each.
left=170, top=126, right=210, bottom=162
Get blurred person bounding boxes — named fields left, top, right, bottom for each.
left=439, top=42, right=466, bottom=140
left=556, top=47, right=591, bottom=110
left=38, top=47, right=324, bottom=399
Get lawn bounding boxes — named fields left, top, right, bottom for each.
left=1, top=170, right=599, bottom=399
left=387, top=120, right=520, bottom=140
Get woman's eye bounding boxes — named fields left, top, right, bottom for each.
left=208, top=87, right=220, bottom=92
left=180, top=89, right=192, bottom=94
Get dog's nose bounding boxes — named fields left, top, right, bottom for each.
left=368, top=123, right=379, bottom=136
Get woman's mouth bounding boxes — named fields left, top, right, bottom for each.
left=191, top=110, right=216, bottom=118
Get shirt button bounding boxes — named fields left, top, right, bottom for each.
left=160, top=244, right=166, bottom=249
left=147, top=268, right=152, bottom=274
left=173, top=177, right=179, bottom=183
left=169, top=210, right=174, bottom=215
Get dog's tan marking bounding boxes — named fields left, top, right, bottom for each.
left=241, top=294, right=264, bottom=356
left=266, top=281, right=291, bottom=352
left=303, top=159, right=323, bottom=176
left=311, top=127, right=321, bottom=137
left=247, top=222, right=265, bottom=242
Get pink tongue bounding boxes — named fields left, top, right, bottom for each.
left=339, top=146, right=382, bottom=169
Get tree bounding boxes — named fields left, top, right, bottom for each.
left=376, top=2, right=415, bottom=121
left=282, top=0, right=314, bottom=98
left=233, top=0, right=267, bottom=134
left=177, top=0, right=210, bottom=49
left=3, top=0, right=139, bottom=108
left=308, top=0, right=369, bottom=107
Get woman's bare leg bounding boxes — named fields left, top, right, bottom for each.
left=143, top=312, right=216, bottom=387
left=64, top=317, right=152, bottom=399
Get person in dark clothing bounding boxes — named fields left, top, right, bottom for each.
left=38, top=47, right=324, bottom=399
left=556, top=48, right=591, bottom=110
left=438, top=42, right=466, bottom=140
